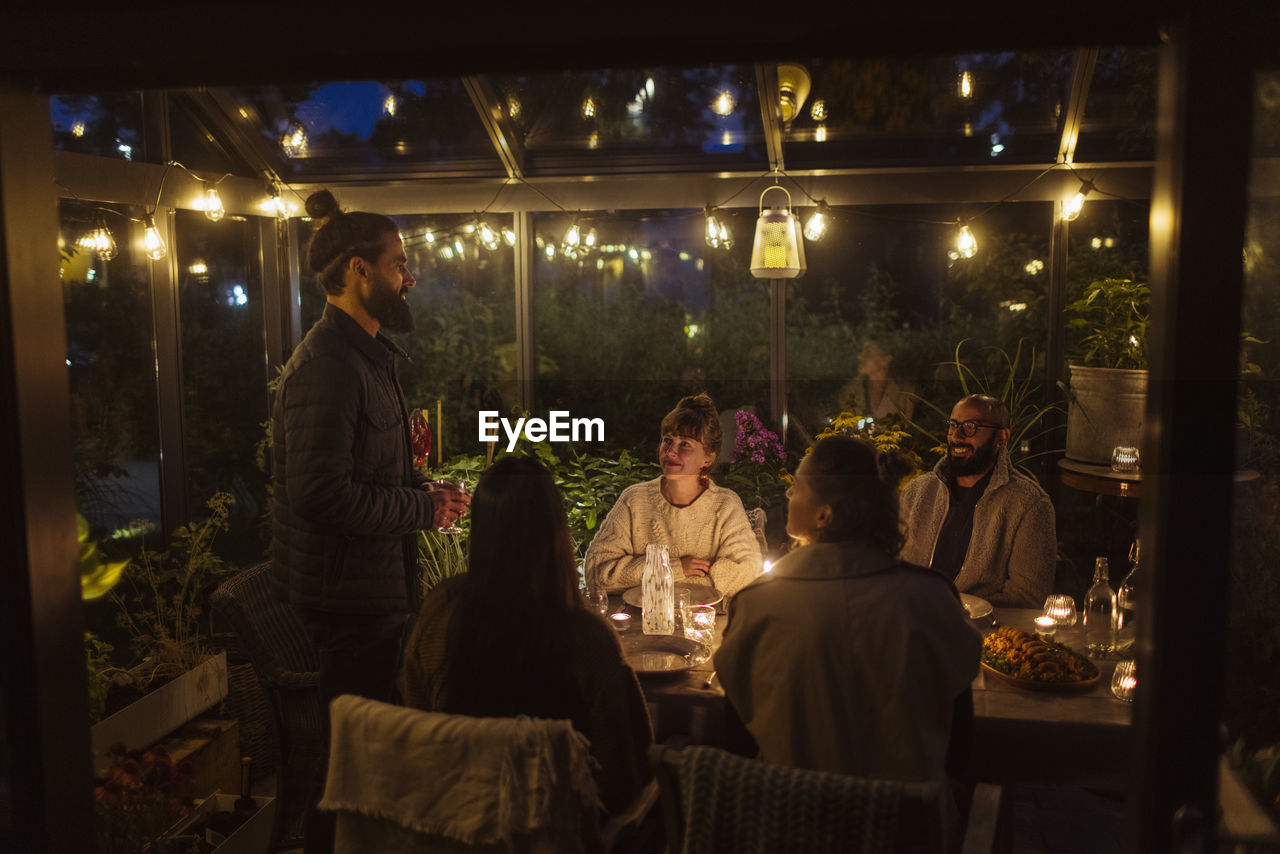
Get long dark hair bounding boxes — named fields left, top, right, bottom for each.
left=441, top=456, right=584, bottom=716
left=806, top=436, right=913, bottom=554
left=304, top=189, right=398, bottom=296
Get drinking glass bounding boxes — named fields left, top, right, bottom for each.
left=684, top=604, right=717, bottom=663
left=1043, top=594, right=1078, bottom=628
left=1111, top=659, right=1137, bottom=702
left=584, top=585, right=610, bottom=618
left=434, top=480, right=467, bottom=534
left=673, top=586, right=691, bottom=632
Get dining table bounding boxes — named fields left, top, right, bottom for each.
left=608, top=594, right=1134, bottom=792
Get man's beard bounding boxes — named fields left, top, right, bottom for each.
left=368, top=285, right=414, bottom=333
left=947, top=436, right=1000, bottom=477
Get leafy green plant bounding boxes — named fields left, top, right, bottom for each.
left=1065, top=278, right=1150, bottom=369
left=80, top=513, right=130, bottom=600
left=907, top=338, right=1065, bottom=478
left=109, top=492, right=237, bottom=689
left=85, top=632, right=118, bottom=723
left=812, top=415, right=928, bottom=485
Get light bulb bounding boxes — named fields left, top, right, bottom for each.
left=712, top=90, right=735, bottom=116
left=582, top=98, right=595, bottom=119
left=814, top=124, right=827, bottom=143
left=506, top=96, right=521, bottom=119
left=203, top=187, right=224, bottom=222
left=143, top=214, right=167, bottom=261
left=453, top=239, right=465, bottom=259
left=810, top=99, right=827, bottom=121
left=79, top=225, right=117, bottom=261
left=1062, top=190, right=1087, bottom=222
left=384, top=95, right=397, bottom=116
left=477, top=221, right=499, bottom=250
left=705, top=212, right=722, bottom=248
left=424, top=229, right=435, bottom=243
left=718, top=222, right=732, bottom=250
left=956, top=224, right=977, bottom=259
left=564, top=222, right=581, bottom=247
left=501, top=227, right=517, bottom=246
left=959, top=71, right=973, bottom=98
left=804, top=203, right=828, bottom=242
left=280, top=123, right=307, bottom=157
left=584, top=228, right=597, bottom=248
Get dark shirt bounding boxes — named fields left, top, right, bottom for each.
left=929, top=467, right=994, bottom=581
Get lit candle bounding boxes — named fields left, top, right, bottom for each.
left=1111, top=446, right=1141, bottom=473
left=1033, top=616, right=1057, bottom=641
left=763, top=560, right=773, bottom=574
left=1111, top=659, right=1137, bottom=702
left=609, top=612, right=632, bottom=629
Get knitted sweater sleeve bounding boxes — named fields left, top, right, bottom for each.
left=706, top=492, right=764, bottom=597
left=583, top=487, right=649, bottom=592
left=996, top=489, right=1057, bottom=608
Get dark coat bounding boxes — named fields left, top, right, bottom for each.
left=270, top=303, right=433, bottom=616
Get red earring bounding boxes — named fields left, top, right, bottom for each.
left=698, top=465, right=710, bottom=487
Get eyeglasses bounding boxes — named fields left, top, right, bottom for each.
left=945, top=419, right=1001, bottom=438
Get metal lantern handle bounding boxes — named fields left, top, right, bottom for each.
left=759, top=185, right=792, bottom=215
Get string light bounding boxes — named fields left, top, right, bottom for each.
left=959, top=71, right=973, bottom=98
left=956, top=223, right=977, bottom=259
left=280, top=122, right=307, bottom=158
left=424, top=229, right=435, bottom=243
left=712, top=90, right=735, bottom=116
left=202, top=185, right=224, bottom=222
left=810, top=99, right=827, bottom=121
left=142, top=214, right=167, bottom=261
left=501, top=227, right=517, bottom=246
left=476, top=218, right=499, bottom=250
left=705, top=208, right=725, bottom=248
left=814, top=124, right=827, bottom=143
left=563, top=219, right=581, bottom=249
left=804, top=201, right=830, bottom=242
left=1062, top=177, right=1095, bottom=222
left=76, top=218, right=117, bottom=261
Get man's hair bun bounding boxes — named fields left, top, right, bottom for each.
left=305, top=189, right=342, bottom=223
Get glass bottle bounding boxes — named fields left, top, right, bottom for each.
left=642, top=544, right=674, bottom=635
left=1115, top=539, right=1140, bottom=654
left=1084, top=556, right=1117, bottom=657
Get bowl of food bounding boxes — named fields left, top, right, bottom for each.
left=980, top=625, right=1100, bottom=692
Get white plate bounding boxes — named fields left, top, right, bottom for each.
left=622, top=585, right=724, bottom=609
left=961, top=593, right=993, bottom=621
left=618, top=633, right=700, bottom=676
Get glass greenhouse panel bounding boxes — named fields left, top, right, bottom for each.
left=231, top=80, right=504, bottom=176
left=532, top=209, right=769, bottom=455
left=175, top=210, right=269, bottom=562
left=1073, top=46, right=1158, bottom=163
left=788, top=201, right=1055, bottom=453
left=60, top=201, right=164, bottom=534
left=389, top=212, right=517, bottom=467
left=51, top=92, right=147, bottom=162
left=492, top=65, right=768, bottom=172
left=168, top=93, right=257, bottom=177
left=783, top=51, right=1074, bottom=169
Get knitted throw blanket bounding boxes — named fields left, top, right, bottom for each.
left=679, top=746, right=903, bottom=854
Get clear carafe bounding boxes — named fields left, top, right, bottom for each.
left=1115, top=539, right=1140, bottom=654
left=642, top=544, right=675, bottom=635
left=1084, top=556, right=1118, bottom=657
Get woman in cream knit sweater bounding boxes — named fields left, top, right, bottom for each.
left=584, top=393, right=763, bottom=597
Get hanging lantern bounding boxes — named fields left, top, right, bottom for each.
left=749, top=186, right=806, bottom=279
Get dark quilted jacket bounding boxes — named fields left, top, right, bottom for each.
left=270, top=303, right=433, bottom=616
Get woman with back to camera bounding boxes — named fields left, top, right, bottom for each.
left=715, top=436, right=980, bottom=786
left=400, top=456, right=652, bottom=814
left=584, top=392, right=763, bottom=597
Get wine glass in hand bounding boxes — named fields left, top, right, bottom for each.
left=433, top=479, right=468, bottom=534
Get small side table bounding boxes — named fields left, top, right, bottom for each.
left=1058, top=459, right=1143, bottom=498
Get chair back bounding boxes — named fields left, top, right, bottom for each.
left=321, top=694, right=605, bottom=854
left=210, top=562, right=322, bottom=849
left=210, top=561, right=318, bottom=688
left=649, top=744, right=948, bottom=854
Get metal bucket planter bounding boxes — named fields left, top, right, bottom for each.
left=91, top=651, right=229, bottom=774
left=1064, top=365, right=1149, bottom=465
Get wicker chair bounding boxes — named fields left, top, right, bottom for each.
left=649, top=744, right=1002, bottom=854
left=211, top=562, right=323, bottom=851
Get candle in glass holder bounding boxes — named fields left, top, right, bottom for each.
left=1033, top=615, right=1058, bottom=641
left=1111, top=658, right=1137, bottom=701
left=1043, top=594, right=1078, bottom=627
left=608, top=612, right=632, bottom=631
left=1111, top=446, right=1141, bottom=473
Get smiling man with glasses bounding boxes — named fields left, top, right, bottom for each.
left=898, top=394, right=1056, bottom=608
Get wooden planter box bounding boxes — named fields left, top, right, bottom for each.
left=91, top=652, right=229, bottom=774
left=162, top=794, right=277, bottom=854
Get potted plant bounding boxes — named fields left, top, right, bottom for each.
left=92, top=493, right=237, bottom=772
left=1062, top=278, right=1150, bottom=465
